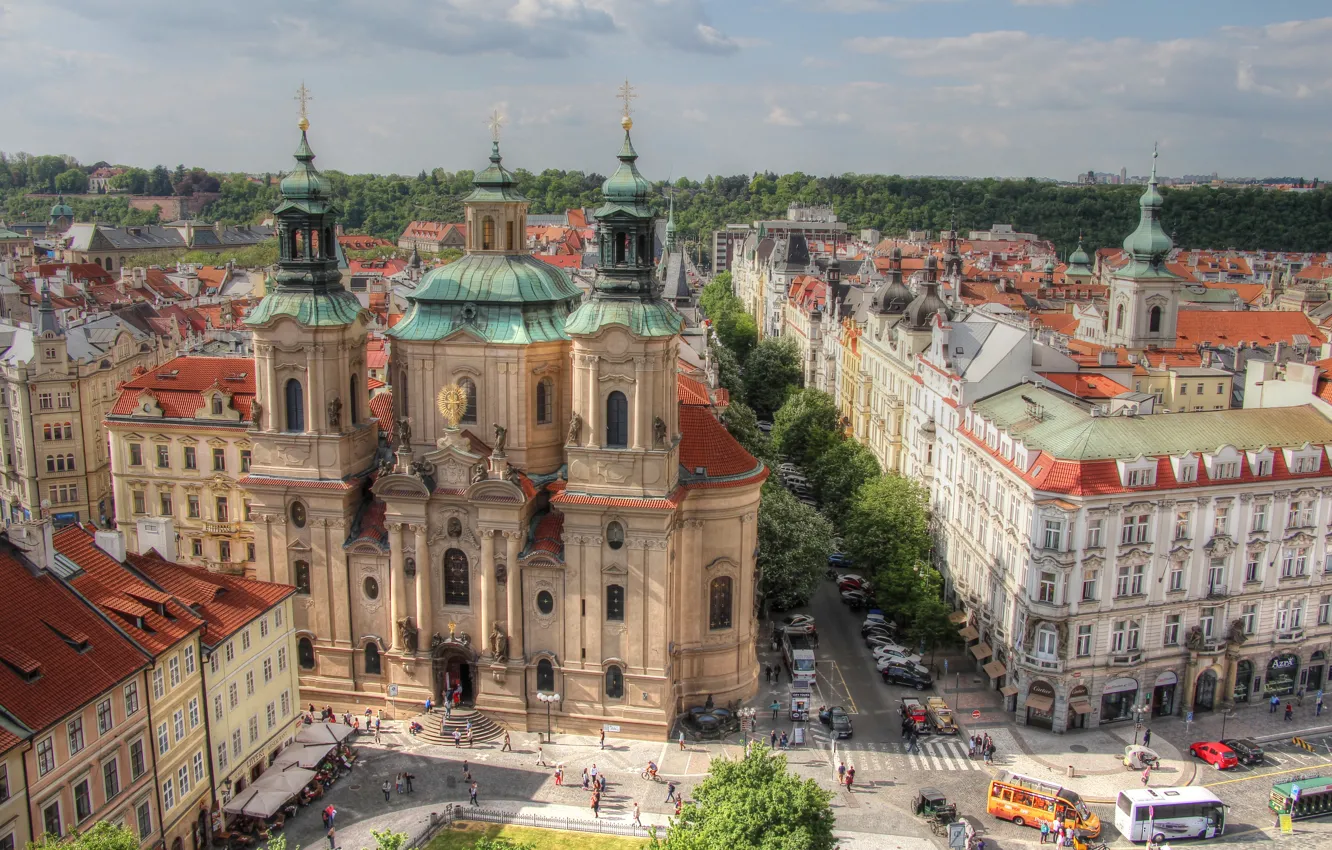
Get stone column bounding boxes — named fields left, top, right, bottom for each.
left=585, top=356, right=601, bottom=448
left=631, top=356, right=646, bottom=450
left=1221, top=646, right=1240, bottom=708
left=480, top=530, right=496, bottom=657
left=260, top=344, right=278, bottom=433
left=388, top=522, right=406, bottom=651
left=1179, top=652, right=1199, bottom=717
left=505, top=530, right=523, bottom=661
left=306, top=345, right=322, bottom=435
left=413, top=524, right=432, bottom=645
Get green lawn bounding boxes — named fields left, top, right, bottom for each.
left=426, top=821, right=649, bottom=850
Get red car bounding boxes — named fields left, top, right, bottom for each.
left=1188, top=741, right=1239, bottom=770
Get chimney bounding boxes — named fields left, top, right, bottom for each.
left=1274, top=341, right=1285, bottom=362
left=7, top=516, right=56, bottom=573
left=95, top=529, right=127, bottom=562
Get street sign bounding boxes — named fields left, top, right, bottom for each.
left=1186, top=711, right=1194, bottom=723
left=944, top=659, right=949, bottom=674
left=947, top=822, right=969, bottom=850
left=972, top=709, right=981, bottom=719
left=603, top=724, right=621, bottom=733
left=388, top=685, right=399, bottom=697
left=1279, top=813, right=1294, bottom=834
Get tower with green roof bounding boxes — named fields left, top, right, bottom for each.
left=1064, top=235, right=1095, bottom=286
left=1106, top=147, right=1180, bottom=349
left=565, top=85, right=684, bottom=499
left=49, top=195, right=73, bottom=232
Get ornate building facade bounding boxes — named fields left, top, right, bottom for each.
left=243, top=110, right=764, bottom=739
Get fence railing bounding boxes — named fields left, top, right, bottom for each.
left=444, top=804, right=658, bottom=840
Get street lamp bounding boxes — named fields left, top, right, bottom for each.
left=537, top=692, right=561, bottom=743
left=739, top=707, right=757, bottom=749
left=1219, top=707, right=1236, bottom=742
left=1132, top=701, right=1150, bottom=745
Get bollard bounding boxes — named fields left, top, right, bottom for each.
left=1067, top=765, right=1075, bottom=778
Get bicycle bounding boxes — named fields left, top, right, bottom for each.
left=641, top=769, right=662, bottom=781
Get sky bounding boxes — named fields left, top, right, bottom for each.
left=2, top=0, right=1331, bottom=181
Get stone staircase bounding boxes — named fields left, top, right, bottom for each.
left=409, top=707, right=507, bottom=746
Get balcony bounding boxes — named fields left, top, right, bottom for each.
left=1020, top=653, right=1064, bottom=673
left=205, top=521, right=240, bottom=535
left=1109, top=651, right=1143, bottom=667
left=1206, top=587, right=1229, bottom=600
left=1274, top=631, right=1305, bottom=644
left=1026, top=596, right=1069, bottom=618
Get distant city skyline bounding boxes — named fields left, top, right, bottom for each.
left=2, top=2, right=1331, bottom=181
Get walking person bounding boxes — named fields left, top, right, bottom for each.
left=846, top=765, right=855, bottom=791
left=1040, top=821, right=1049, bottom=844
left=373, top=723, right=381, bottom=744
left=555, top=766, right=563, bottom=786
left=1318, top=694, right=1325, bottom=717
left=502, top=731, right=512, bottom=751
left=591, top=792, right=600, bottom=819
left=600, top=729, right=606, bottom=750
left=1141, top=766, right=1151, bottom=786
left=444, top=700, right=452, bottom=720
left=582, top=767, right=590, bottom=790
left=679, top=730, right=686, bottom=750
left=666, top=781, right=678, bottom=803
left=382, top=779, right=392, bottom=803
left=395, top=773, right=403, bottom=794
left=633, top=802, right=642, bottom=828
left=770, top=729, right=777, bottom=749
left=590, top=764, right=599, bottom=786
left=1286, top=703, right=1295, bottom=721
left=453, top=729, right=461, bottom=748
left=537, top=744, right=546, bottom=766
left=674, top=798, right=683, bottom=818
left=469, top=781, right=479, bottom=806
left=837, top=760, right=846, bottom=785
left=326, top=828, right=335, bottom=850
left=1271, top=693, right=1281, bottom=713
left=770, top=700, right=780, bottom=720
left=968, top=737, right=976, bottom=759
left=468, top=728, right=474, bottom=748
left=405, top=772, right=414, bottom=793
left=1142, top=728, right=1151, bottom=748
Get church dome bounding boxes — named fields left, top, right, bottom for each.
left=49, top=195, right=73, bottom=219
left=905, top=280, right=950, bottom=330
left=278, top=132, right=330, bottom=202
left=1121, top=151, right=1173, bottom=267
left=1068, top=241, right=1091, bottom=268
left=600, top=133, right=652, bottom=208
left=410, top=255, right=580, bottom=305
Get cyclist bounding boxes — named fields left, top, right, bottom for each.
left=645, top=761, right=658, bottom=780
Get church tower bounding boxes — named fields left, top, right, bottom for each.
left=1106, top=149, right=1180, bottom=349
left=244, top=104, right=377, bottom=694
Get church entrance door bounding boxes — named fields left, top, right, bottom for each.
left=432, top=649, right=476, bottom=705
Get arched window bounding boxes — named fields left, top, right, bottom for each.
left=46, top=455, right=54, bottom=472
left=294, top=560, right=310, bottom=594
left=1149, top=305, right=1162, bottom=333
left=615, top=232, right=627, bottom=264
left=459, top=378, right=477, bottom=424
left=284, top=379, right=305, bottom=432
left=443, top=548, right=470, bottom=606
left=536, top=378, right=554, bottom=425
left=66, top=454, right=75, bottom=471
left=637, top=233, right=647, bottom=264
left=709, top=576, right=733, bottom=631
left=399, top=368, right=409, bottom=420
left=211, top=396, right=223, bottom=415
left=536, top=658, right=555, bottom=692
left=324, top=228, right=334, bottom=259
left=505, top=220, right=515, bottom=251
left=310, top=229, right=319, bottom=257
left=349, top=374, right=359, bottom=425
left=404, top=557, right=416, bottom=577
left=1101, top=312, right=1109, bottom=333
left=606, top=522, right=625, bottom=550
left=1115, top=304, right=1125, bottom=332
left=364, top=643, right=381, bottom=675
left=1035, top=624, right=1058, bottom=658
left=63, top=423, right=72, bottom=439
left=605, top=665, right=624, bottom=699
left=297, top=638, right=315, bottom=670
left=482, top=217, right=495, bottom=250
left=606, top=584, right=625, bottom=622
left=605, top=391, right=628, bottom=448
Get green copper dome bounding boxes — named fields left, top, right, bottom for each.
left=465, top=141, right=527, bottom=203
left=406, top=255, right=581, bottom=305
left=598, top=132, right=653, bottom=216
left=50, top=195, right=73, bottom=218
left=1119, top=152, right=1174, bottom=279
left=1068, top=240, right=1091, bottom=269
left=276, top=131, right=333, bottom=213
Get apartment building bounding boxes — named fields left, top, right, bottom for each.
left=948, top=384, right=1332, bottom=733
left=105, top=356, right=257, bottom=575
left=0, top=716, right=32, bottom=850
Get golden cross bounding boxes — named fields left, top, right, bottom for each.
left=487, top=109, right=504, bottom=143
left=617, top=79, right=637, bottom=120
left=295, top=82, right=313, bottom=120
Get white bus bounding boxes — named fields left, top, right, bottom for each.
left=1114, top=787, right=1227, bottom=843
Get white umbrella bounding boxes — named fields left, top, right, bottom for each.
left=223, top=786, right=292, bottom=819
left=272, top=743, right=335, bottom=770
left=296, top=722, right=355, bottom=744
left=252, top=767, right=316, bottom=797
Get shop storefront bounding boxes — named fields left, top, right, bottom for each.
left=1234, top=659, right=1254, bottom=703
left=1152, top=672, right=1177, bottom=717
left=1026, top=680, right=1056, bottom=730
left=1067, top=685, right=1092, bottom=730
left=1307, top=651, right=1326, bottom=694
left=1193, top=668, right=1218, bottom=711
left=1267, top=653, right=1300, bottom=698
left=1100, top=677, right=1138, bottom=722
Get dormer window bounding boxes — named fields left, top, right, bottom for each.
left=211, top=396, right=223, bottom=415
left=1127, top=468, right=1154, bottom=487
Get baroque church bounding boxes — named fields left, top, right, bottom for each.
left=242, top=107, right=765, bottom=738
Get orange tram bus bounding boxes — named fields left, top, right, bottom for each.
left=987, top=771, right=1102, bottom=837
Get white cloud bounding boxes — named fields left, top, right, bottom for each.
left=802, top=55, right=839, bottom=68
left=766, top=106, right=802, bottom=127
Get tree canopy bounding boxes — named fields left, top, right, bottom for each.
left=743, top=337, right=803, bottom=420
left=841, top=475, right=932, bottom=622
left=771, top=388, right=839, bottom=468
left=757, top=479, right=835, bottom=611
left=32, top=821, right=141, bottom=850
left=808, top=438, right=882, bottom=529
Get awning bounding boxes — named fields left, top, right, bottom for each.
left=969, top=642, right=993, bottom=660
left=250, top=767, right=316, bottom=797
left=983, top=660, right=1008, bottom=679
left=295, top=722, right=355, bottom=745
left=1000, top=685, right=1019, bottom=697
left=1025, top=694, right=1055, bottom=712
left=948, top=611, right=968, bottom=624
left=271, top=743, right=335, bottom=770
left=959, top=625, right=980, bottom=641
left=1069, top=699, right=1093, bottom=715
left=223, top=786, right=291, bottom=818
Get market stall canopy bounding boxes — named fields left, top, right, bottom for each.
left=969, top=642, right=993, bottom=660
left=983, top=660, right=1008, bottom=679
left=223, top=786, right=291, bottom=818
left=948, top=611, right=968, bottom=624
left=959, top=625, right=980, bottom=641
left=251, top=766, right=316, bottom=796
left=271, top=743, right=335, bottom=770
left=999, top=685, right=1019, bottom=697
left=1069, top=699, right=1093, bottom=715
left=296, top=722, right=355, bottom=744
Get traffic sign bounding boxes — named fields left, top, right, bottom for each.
left=1186, top=711, right=1194, bottom=723
left=388, top=685, right=399, bottom=697
left=972, top=709, right=981, bottom=719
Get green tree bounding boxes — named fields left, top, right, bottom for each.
left=31, top=821, right=142, bottom=850
left=743, top=337, right=802, bottom=419
left=699, top=271, right=734, bottom=318
left=906, top=569, right=957, bottom=665
left=55, top=168, right=89, bottom=194
left=147, top=165, right=173, bottom=195
left=842, top=475, right=931, bottom=621
left=757, top=481, right=834, bottom=610
left=809, top=438, right=881, bottom=529
left=653, top=745, right=835, bottom=850
left=771, top=388, right=838, bottom=468
left=710, top=341, right=744, bottom=404
left=28, top=155, right=66, bottom=191
left=370, top=828, right=410, bottom=850
left=713, top=309, right=757, bottom=361
left=110, top=167, right=149, bottom=194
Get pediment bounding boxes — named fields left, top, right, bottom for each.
left=373, top=472, right=431, bottom=500
left=287, top=538, right=312, bottom=552
left=468, top=478, right=525, bottom=504
left=602, top=562, right=628, bottom=576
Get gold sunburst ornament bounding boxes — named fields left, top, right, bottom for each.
left=437, top=385, right=468, bottom=430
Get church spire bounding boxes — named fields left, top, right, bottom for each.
left=664, top=191, right=677, bottom=254
left=1120, top=144, right=1173, bottom=274
left=35, top=279, right=63, bottom=337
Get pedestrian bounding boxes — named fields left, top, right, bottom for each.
left=590, top=764, right=599, bottom=787
left=1271, top=693, right=1281, bottom=713
left=425, top=697, right=433, bottom=714
left=1298, top=687, right=1306, bottom=707
left=469, top=781, right=478, bottom=806
left=468, top=728, right=473, bottom=748
left=405, top=772, right=414, bottom=792
left=453, top=729, right=461, bottom=748
left=600, top=774, right=607, bottom=794
left=770, top=700, right=780, bottom=720
left=1040, top=821, right=1049, bottom=844
left=326, top=828, right=335, bottom=850
left=600, top=729, right=606, bottom=750
left=968, top=737, right=976, bottom=759
left=666, top=781, right=678, bottom=803
left=780, top=730, right=788, bottom=748
left=633, top=802, right=642, bottom=827
left=591, top=793, right=600, bottom=819
left=846, top=765, right=855, bottom=790
left=1141, top=766, right=1151, bottom=786
left=395, top=772, right=403, bottom=794
left=502, top=731, right=512, bottom=751
left=325, top=805, right=337, bottom=828
left=382, top=779, right=392, bottom=803
left=582, top=767, right=590, bottom=789
left=764, top=664, right=771, bottom=683
left=770, top=730, right=777, bottom=748
left=674, top=798, right=682, bottom=818
left=1286, top=703, right=1294, bottom=721
left=555, top=766, right=563, bottom=786
left=838, top=760, right=846, bottom=784
left=375, top=716, right=382, bottom=733
left=679, top=730, right=686, bottom=750
left=1142, top=728, right=1151, bottom=747
left=463, top=759, right=469, bottom=776
left=444, top=701, right=452, bottom=720
left=537, top=745, right=546, bottom=766
left=373, top=724, right=381, bottom=744
left=1318, top=696, right=1325, bottom=717
left=453, top=689, right=461, bottom=708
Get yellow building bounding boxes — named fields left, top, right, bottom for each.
left=0, top=719, right=32, bottom=850
left=1129, top=359, right=1234, bottom=413
left=105, top=356, right=258, bottom=575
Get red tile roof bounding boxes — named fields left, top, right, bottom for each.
left=0, top=541, right=148, bottom=733
left=533, top=254, right=581, bottom=269
left=55, top=526, right=203, bottom=656
left=677, top=373, right=711, bottom=406
left=1175, top=311, right=1323, bottom=346
left=109, top=355, right=256, bottom=420
left=370, top=391, right=394, bottom=435
left=679, top=404, right=764, bottom=484
left=126, top=552, right=293, bottom=645
left=1037, top=372, right=1131, bottom=400
left=530, top=512, right=564, bottom=556
left=338, top=235, right=393, bottom=250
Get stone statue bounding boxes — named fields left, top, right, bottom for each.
left=567, top=411, right=582, bottom=445
left=489, top=623, right=507, bottom=658
left=1226, top=618, right=1248, bottom=646
left=471, top=462, right=487, bottom=484
left=653, top=416, right=667, bottom=446
left=327, top=396, right=342, bottom=429
left=249, top=399, right=263, bottom=427
left=505, top=465, right=521, bottom=483
left=1185, top=624, right=1206, bottom=652
left=429, top=632, right=446, bottom=655
left=397, top=616, right=419, bottom=653
left=411, top=458, right=435, bottom=478
left=395, top=416, right=412, bottom=447
left=376, top=455, right=395, bottom=478
left=493, top=423, right=508, bottom=455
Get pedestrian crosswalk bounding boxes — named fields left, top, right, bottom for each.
left=813, top=734, right=989, bottom=772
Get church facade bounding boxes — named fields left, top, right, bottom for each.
left=242, top=112, right=764, bottom=739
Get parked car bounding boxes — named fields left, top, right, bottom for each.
left=841, top=590, right=873, bottom=609
left=873, top=645, right=922, bottom=665
left=757, top=420, right=774, bottom=433
left=819, top=706, right=853, bottom=739
left=865, top=634, right=909, bottom=652
left=828, top=553, right=854, bottom=568
left=861, top=613, right=894, bottom=635
left=1221, top=738, right=1264, bottom=765
left=863, top=627, right=897, bottom=644
left=781, top=615, right=817, bottom=636
left=899, top=696, right=932, bottom=732
left=926, top=697, right=958, bottom=734
left=837, top=574, right=871, bottom=591
left=839, top=579, right=872, bottom=595
left=1188, top=741, right=1239, bottom=770
left=883, top=662, right=933, bottom=690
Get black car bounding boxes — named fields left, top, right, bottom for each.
left=882, top=663, right=933, bottom=690
left=819, top=706, right=853, bottom=739
left=1221, top=737, right=1264, bottom=765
